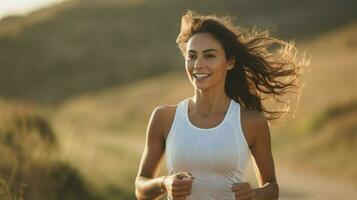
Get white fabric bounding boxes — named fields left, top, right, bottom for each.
left=165, top=98, right=251, bottom=200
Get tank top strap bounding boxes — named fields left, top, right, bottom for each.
left=166, top=98, right=188, bottom=143
left=176, top=98, right=189, bottom=118
left=165, top=98, right=189, bottom=174
left=230, top=100, right=249, bottom=147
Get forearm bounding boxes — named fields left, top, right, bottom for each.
left=135, top=175, right=166, bottom=200
left=254, top=180, right=279, bottom=200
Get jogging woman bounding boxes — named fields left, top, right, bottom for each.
left=135, top=10, right=305, bottom=200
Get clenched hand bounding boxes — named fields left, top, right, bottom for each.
left=164, top=171, right=195, bottom=200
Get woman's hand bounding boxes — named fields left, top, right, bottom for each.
left=164, top=171, right=195, bottom=200
left=231, top=182, right=256, bottom=200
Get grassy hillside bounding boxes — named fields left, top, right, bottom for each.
left=50, top=22, right=357, bottom=199
left=0, top=0, right=356, bottom=104
left=0, top=100, right=103, bottom=200
left=272, top=22, right=357, bottom=184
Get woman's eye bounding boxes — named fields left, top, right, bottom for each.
left=205, top=54, right=215, bottom=58
left=187, top=55, right=196, bottom=60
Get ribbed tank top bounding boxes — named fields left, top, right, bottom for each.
left=165, top=98, right=251, bottom=200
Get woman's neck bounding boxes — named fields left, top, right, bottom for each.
left=191, top=89, right=231, bottom=117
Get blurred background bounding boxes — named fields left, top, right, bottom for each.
left=0, top=0, right=356, bottom=199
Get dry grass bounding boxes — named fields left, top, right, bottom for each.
left=0, top=100, right=102, bottom=200
left=270, top=22, right=357, bottom=185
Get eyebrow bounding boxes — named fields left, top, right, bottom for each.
left=188, top=49, right=218, bottom=53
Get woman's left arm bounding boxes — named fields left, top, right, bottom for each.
left=249, top=113, right=279, bottom=200
left=231, top=112, right=279, bottom=200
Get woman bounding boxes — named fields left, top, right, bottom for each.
left=135, top=10, right=305, bottom=200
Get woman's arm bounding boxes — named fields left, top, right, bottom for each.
left=135, top=106, right=169, bottom=200
left=249, top=112, right=279, bottom=200
left=136, top=105, right=194, bottom=200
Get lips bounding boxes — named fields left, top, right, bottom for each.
left=193, top=73, right=211, bottom=79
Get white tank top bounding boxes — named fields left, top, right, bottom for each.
left=165, top=98, right=251, bottom=200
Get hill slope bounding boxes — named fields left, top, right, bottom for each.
left=1, top=0, right=356, bottom=104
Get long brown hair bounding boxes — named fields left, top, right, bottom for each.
left=176, top=10, right=308, bottom=124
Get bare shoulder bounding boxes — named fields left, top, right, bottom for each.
left=138, top=104, right=178, bottom=179
left=241, top=109, right=269, bottom=127
left=151, top=104, right=178, bottom=140
left=152, top=104, right=177, bottom=122
left=240, top=109, right=270, bottom=148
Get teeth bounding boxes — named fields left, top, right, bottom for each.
left=194, top=73, right=209, bottom=78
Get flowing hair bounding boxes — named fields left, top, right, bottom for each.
left=176, top=10, right=308, bottom=124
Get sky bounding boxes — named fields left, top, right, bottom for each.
left=0, top=0, right=68, bottom=21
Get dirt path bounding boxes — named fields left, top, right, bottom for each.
left=275, top=160, right=357, bottom=200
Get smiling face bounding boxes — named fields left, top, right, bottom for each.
left=185, top=32, right=234, bottom=91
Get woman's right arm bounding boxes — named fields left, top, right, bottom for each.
left=135, top=106, right=194, bottom=200
left=135, top=106, right=169, bottom=200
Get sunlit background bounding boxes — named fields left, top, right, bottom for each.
left=0, top=0, right=356, bottom=199
left=0, top=0, right=67, bottom=20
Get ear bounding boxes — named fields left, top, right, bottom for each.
left=226, top=58, right=236, bottom=70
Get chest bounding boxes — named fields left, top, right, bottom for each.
left=163, top=107, right=254, bottom=148
left=188, top=112, right=227, bottom=129
left=170, top=126, right=240, bottom=172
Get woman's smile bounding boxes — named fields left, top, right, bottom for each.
left=193, top=73, right=211, bottom=80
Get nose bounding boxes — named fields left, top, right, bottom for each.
left=193, top=57, right=203, bottom=69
